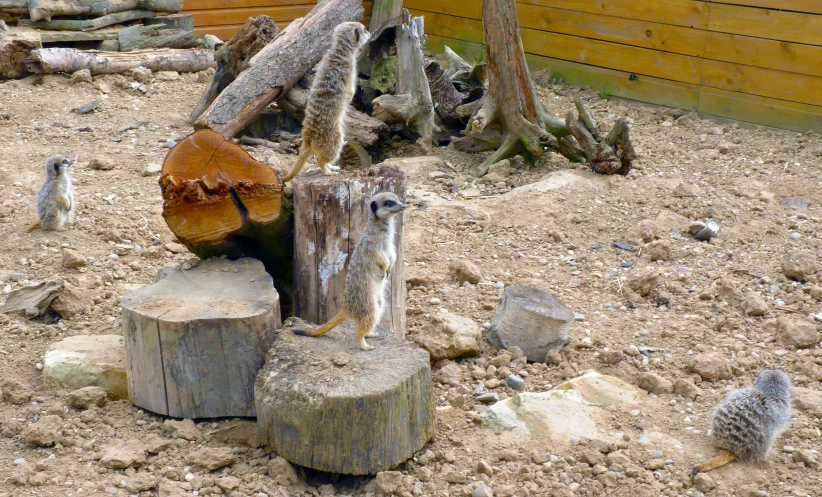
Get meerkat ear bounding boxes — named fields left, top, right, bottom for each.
left=370, top=200, right=378, bottom=214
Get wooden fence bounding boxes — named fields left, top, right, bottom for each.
left=407, top=0, right=822, bottom=132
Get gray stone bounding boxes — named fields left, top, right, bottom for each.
left=473, top=484, right=494, bottom=497
left=414, top=313, right=480, bottom=360
left=476, top=393, right=499, bottom=404
left=142, top=163, right=162, bottom=176
left=742, top=293, right=769, bottom=316
left=435, top=362, right=463, bottom=386
left=505, top=374, right=525, bottom=391
left=44, top=335, right=127, bottom=399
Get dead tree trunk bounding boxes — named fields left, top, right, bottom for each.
left=425, top=59, right=466, bottom=132
left=194, top=0, right=363, bottom=138
left=23, top=47, right=215, bottom=74
left=566, top=96, right=636, bottom=175
left=189, top=15, right=279, bottom=124
left=372, top=13, right=436, bottom=147
left=28, top=0, right=182, bottom=22
left=0, top=30, right=40, bottom=78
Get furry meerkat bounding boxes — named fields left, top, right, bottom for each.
left=293, top=191, right=405, bottom=350
left=281, top=22, right=371, bottom=183
left=27, top=153, right=77, bottom=232
left=692, top=369, right=792, bottom=474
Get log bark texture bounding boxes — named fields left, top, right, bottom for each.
left=487, top=285, right=574, bottom=362
left=425, top=58, right=465, bottom=132
left=566, top=96, right=636, bottom=175
left=291, top=166, right=406, bottom=338
left=144, top=13, right=193, bottom=31
left=189, top=15, right=279, bottom=124
left=195, top=0, right=363, bottom=138
left=118, top=24, right=198, bottom=51
left=158, top=130, right=294, bottom=313
left=29, top=0, right=182, bottom=22
left=372, top=13, right=436, bottom=146
left=255, top=319, right=435, bottom=475
left=0, top=30, right=39, bottom=78
left=122, top=257, right=280, bottom=418
left=0, top=0, right=28, bottom=22
left=23, top=47, right=215, bottom=74
left=21, top=9, right=156, bottom=30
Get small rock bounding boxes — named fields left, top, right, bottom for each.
left=689, top=352, right=732, bottom=382
left=476, top=392, right=499, bottom=404
left=451, top=260, right=482, bottom=284
left=44, top=335, right=127, bottom=398
left=780, top=198, right=809, bottom=211
left=155, top=71, right=180, bottom=81
left=142, top=163, right=162, bottom=176
left=637, top=373, right=673, bottom=395
left=67, top=386, right=107, bottom=409
left=505, top=374, right=525, bottom=391
left=709, top=126, right=724, bottom=135
left=648, top=240, right=672, bottom=262
left=742, top=293, right=769, bottom=316
left=627, top=270, right=659, bottom=297
left=75, top=100, right=99, bottom=114
left=163, top=419, right=201, bottom=441
left=436, top=362, right=463, bottom=386
left=165, top=242, right=186, bottom=254
left=88, top=157, right=115, bottom=171
left=21, top=415, right=63, bottom=446
left=793, top=448, right=817, bottom=467
left=2, top=379, right=33, bottom=404
left=793, top=387, right=822, bottom=417
left=98, top=39, right=119, bottom=52
left=125, top=472, right=158, bottom=493
left=477, top=459, right=494, bottom=475
left=599, top=349, right=623, bottom=365
left=693, top=473, right=714, bottom=492
left=775, top=317, right=820, bottom=349
left=50, top=282, right=93, bottom=318
left=782, top=253, right=818, bottom=282
left=544, top=349, right=562, bottom=365
left=674, top=378, right=703, bottom=400
left=508, top=345, right=525, bottom=360
left=473, top=484, right=494, bottom=497
left=374, top=471, right=403, bottom=495
left=414, top=313, right=481, bottom=360
left=100, top=439, right=147, bottom=469
left=216, top=476, right=241, bottom=492
left=62, top=248, right=89, bottom=268
left=185, top=447, right=237, bottom=471
left=643, top=458, right=665, bottom=470
left=129, top=67, right=153, bottom=83
left=70, top=69, right=92, bottom=83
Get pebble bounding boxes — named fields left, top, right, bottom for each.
left=473, top=484, right=494, bottom=497
left=108, top=253, right=119, bottom=261
left=164, top=139, right=177, bottom=149
left=573, top=313, right=585, bottom=321
left=782, top=445, right=795, bottom=453
left=476, top=393, right=499, bottom=404
left=13, top=458, right=25, bottom=465
left=430, top=298, right=441, bottom=304
left=495, top=281, right=504, bottom=289
left=790, top=232, right=802, bottom=240
left=184, top=473, right=195, bottom=482
left=505, top=374, right=525, bottom=391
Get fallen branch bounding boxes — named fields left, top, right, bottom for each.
left=28, top=0, right=182, bottom=22
left=20, top=10, right=156, bottom=31
left=24, top=47, right=215, bottom=75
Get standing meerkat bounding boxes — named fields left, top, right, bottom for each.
left=281, top=22, right=371, bottom=183
left=293, top=191, right=405, bottom=350
left=693, top=369, right=792, bottom=474
left=27, top=153, right=77, bottom=232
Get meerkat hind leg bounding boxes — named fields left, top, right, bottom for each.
left=357, top=320, right=376, bottom=350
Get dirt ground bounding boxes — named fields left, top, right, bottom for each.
left=0, top=68, right=820, bottom=497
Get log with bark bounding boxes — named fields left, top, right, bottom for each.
left=20, top=10, right=157, bottom=31
left=0, top=0, right=28, bottom=22
left=194, top=0, right=363, bottom=138
left=372, top=12, right=436, bottom=147
left=158, top=130, right=294, bottom=313
left=189, top=15, right=279, bottom=124
left=144, top=13, right=193, bottom=31
left=23, top=47, right=215, bottom=74
left=0, top=30, right=40, bottom=79
left=255, top=319, right=435, bottom=475
left=291, top=166, right=407, bottom=338
left=28, top=0, right=182, bottom=22
left=122, top=257, right=280, bottom=418
left=425, top=58, right=466, bottom=132
left=118, top=24, right=198, bottom=51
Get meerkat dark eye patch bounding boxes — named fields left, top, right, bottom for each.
left=354, top=29, right=361, bottom=43
left=384, top=200, right=395, bottom=207
left=370, top=200, right=378, bottom=213
left=53, top=163, right=60, bottom=173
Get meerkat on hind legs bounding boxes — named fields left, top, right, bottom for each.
left=692, top=369, right=792, bottom=474
left=282, top=22, right=371, bottom=183
left=293, top=191, right=405, bottom=350
left=28, top=153, right=77, bottom=232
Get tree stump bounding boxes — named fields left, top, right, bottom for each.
left=291, top=166, right=407, bottom=337
left=255, top=319, right=435, bottom=475
left=0, top=30, right=40, bottom=79
left=487, top=285, right=575, bottom=362
left=121, top=257, right=280, bottom=418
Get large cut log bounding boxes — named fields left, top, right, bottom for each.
left=190, top=15, right=279, bottom=124
left=194, top=0, right=363, bottom=138
left=29, top=0, right=182, bottom=22
left=372, top=12, right=436, bottom=146
left=23, top=47, right=215, bottom=74
left=291, top=166, right=406, bottom=338
left=255, top=319, right=436, bottom=475
left=118, top=24, right=198, bottom=51
left=122, top=257, right=280, bottom=418
left=0, top=30, right=40, bottom=78
left=487, top=285, right=575, bottom=362
left=0, top=0, right=28, bottom=22
left=158, top=130, right=294, bottom=313
left=20, top=10, right=157, bottom=31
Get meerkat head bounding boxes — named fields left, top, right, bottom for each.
left=333, top=22, right=371, bottom=50
left=754, top=369, right=792, bottom=399
left=44, top=155, right=73, bottom=178
left=369, top=191, right=405, bottom=221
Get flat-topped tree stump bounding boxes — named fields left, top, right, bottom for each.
left=159, top=130, right=294, bottom=312
left=488, top=285, right=575, bottom=362
left=255, top=319, right=436, bottom=475
left=122, top=257, right=280, bottom=418
left=291, top=166, right=407, bottom=337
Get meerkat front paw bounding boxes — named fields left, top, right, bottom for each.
left=359, top=339, right=374, bottom=351
left=365, top=330, right=379, bottom=338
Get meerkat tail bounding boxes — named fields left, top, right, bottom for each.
left=292, top=310, right=347, bottom=338
left=26, top=222, right=40, bottom=232
left=282, top=146, right=312, bottom=183
left=692, top=451, right=736, bottom=474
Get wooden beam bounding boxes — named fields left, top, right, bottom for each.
left=705, top=32, right=822, bottom=79
left=701, top=59, right=822, bottom=108
left=708, top=3, right=822, bottom=46
left=698, top=87, right=822, bottom=133
left=20, top=10, right=157, bottom=31
left=711, top=0, right=822, bottom=16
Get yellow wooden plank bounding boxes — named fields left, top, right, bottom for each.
left=420, top=12, right=702, bottom=84
left=188, top=5, right=314, bottom=26
left=194, top=23, right=291, bottom=39
left=698, top=87, right=822, bottom=132
left=186, top=0, right=316, bottom=9
left=520, top=0, right=711, bottom=29
left=708, top=3, right=822, bottom=46
left=425, top=35, right=700, bottom=111
left=405, top=0, right=481, bottom=18
left=705, top=32, right=822, bottom=78
left=701, top=59, right=822, bottom=107
left=711, top=0, right=822, bottom=16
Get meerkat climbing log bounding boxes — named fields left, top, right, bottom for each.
left=291, top=166, right=407, bottom=338
left=121, top=257, right=280, bottom=419
left=255, top=319, right=436, bottom=475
